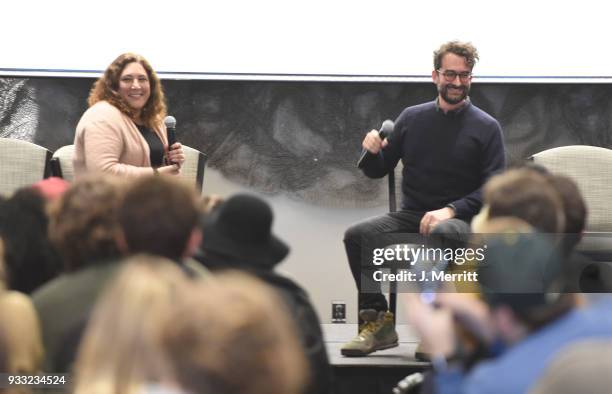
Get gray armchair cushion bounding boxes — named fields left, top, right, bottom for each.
left=0, top=138, right=51, bottom=197
left=531, top=145, right=612, bottom=232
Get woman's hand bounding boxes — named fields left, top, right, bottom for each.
left=157, top=164, right=180, bottom=175
left=167, top=142, right=186, bottom=168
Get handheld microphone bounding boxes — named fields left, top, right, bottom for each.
left=164, top=115, right=177, bottom=147
left=164, top=115, right=177, bottom=165
left=357, top=119, right=394, bottom=169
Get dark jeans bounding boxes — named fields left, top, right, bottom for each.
left=343, top=209, right=471, bottom=312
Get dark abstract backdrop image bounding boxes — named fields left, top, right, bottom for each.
left=1, top=77, right=610, bottom=207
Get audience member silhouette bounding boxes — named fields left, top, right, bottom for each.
left=0, top=238, right=44, bottom=383
left=195, top=193, right=333, bottom=394
left=0, top=187, right=63, bottom=294
left=32, top=175, right=125, bottom=372
left=72, top=255, right=193, bottom=394
left=162, top=271, right=308, bottom=394
left=115, top=175, right=206, bottom=277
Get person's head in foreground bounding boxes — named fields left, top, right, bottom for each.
left=199, top=193, right=289, bottom=271
left=117, top=175, right=202, bottom=262
left=72, top=254, right=193, bottom=394
left=161, top=271, right=307, bottom=394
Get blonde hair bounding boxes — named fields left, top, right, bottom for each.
left=162, top=271, right=307, bottom=394
left=0, top=290, right=44, bottom=387
left=73, top=262, right=306, bottom=394
left=72, top=255, right=192, bottom=394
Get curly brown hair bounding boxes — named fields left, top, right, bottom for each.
left=49, top=175, right=126, bottom=272
left=434, top=41, right=479, bottom=71
left=88, top=53, right=167, bottom=129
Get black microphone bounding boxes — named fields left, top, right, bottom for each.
left=357, top=119, right=394, bottom=169
left=164, top=115, right=177, bottom=164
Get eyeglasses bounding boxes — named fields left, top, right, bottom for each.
left=437, top=70, right=472, bottom=82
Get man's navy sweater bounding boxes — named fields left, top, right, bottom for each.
left=362, top=100, right=505, bottom=220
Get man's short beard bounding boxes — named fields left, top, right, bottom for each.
left=440, top=85, right=469, bottom=105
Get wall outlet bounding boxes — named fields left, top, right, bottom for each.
left=331, top=301, right=346, bottom=323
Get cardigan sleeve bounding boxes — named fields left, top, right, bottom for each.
left=82, top=118, right=155, bottom=177
left=75, top=102, right=157, bottom=178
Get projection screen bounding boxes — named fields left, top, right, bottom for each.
left=1, top=0, right=609, bottom=82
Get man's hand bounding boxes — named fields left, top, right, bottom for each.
left=419, top=207, right=455, bottom=235
left=403, top=293, right=456, bottom=358
left=435, top=293, right=495, bottom=346
left=403, top=293, right=494, bottom=359
left=362, top=129, right=389, bottom=154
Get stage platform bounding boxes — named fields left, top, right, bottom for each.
left=323, top=324, right=431, bottom=394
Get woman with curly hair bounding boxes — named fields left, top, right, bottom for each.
left=73, top=53, right=184, bottom=178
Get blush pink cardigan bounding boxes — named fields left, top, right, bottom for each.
left=73, top=101, right=168, bottom=178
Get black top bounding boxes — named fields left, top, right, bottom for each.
left=361, top=100, right=506, bottom=220
left=136, top=125, right=164, bottom=167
